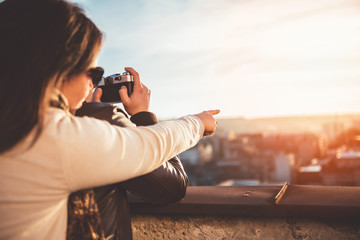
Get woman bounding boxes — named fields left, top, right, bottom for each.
left=0, top=0, right=219, bottom=239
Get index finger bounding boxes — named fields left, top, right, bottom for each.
left=125, top=67, right=142, bottom=89
left=207, top=109, right=220, bottom=115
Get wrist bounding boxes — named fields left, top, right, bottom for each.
left=189, top=115, right=205, bottom=137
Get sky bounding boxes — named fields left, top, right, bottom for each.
left=71, top=0, right=360, bottom=119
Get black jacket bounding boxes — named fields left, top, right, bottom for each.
left=74, top=102, right=188, bottom=239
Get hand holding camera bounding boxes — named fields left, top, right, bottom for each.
left=119, top=67, right=151, bottom=115
left=94, top=67, right=151, bottom=116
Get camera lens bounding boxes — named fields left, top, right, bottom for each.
left=105, top=77, right=111, bottom=85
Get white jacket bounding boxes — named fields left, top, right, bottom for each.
left=0, top=106, right=204, bottom=240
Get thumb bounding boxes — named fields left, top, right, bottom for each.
left=92, top=88, right=102, bottom=102
left=119, top=86, right=130, bottom=104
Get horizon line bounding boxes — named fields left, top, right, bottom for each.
left=217, top=111, right=360, bottom=120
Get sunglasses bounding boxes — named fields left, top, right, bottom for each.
left=88, top=67, right=104, bottom=86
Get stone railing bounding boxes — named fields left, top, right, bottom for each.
left=129, top=185, right=360, bottom=239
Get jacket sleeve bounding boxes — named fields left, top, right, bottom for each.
left=123, top=111, right=188, bottom=204
left=75, top=102, right=136, bottom=128
left=76, top=103, right=188, bottom=204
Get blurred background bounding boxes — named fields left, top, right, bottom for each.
left=72, top=0, right=360, bottom=186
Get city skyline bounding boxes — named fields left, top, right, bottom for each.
left=72, top=0, right=360, bottom=119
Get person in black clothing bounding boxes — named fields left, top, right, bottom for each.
left=67, top=70, right=188, bottom=240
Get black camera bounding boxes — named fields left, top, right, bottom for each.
left=97, top=72, right=134, bottom=102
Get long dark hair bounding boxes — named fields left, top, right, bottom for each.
left=0, top=0, right=103, bottom=153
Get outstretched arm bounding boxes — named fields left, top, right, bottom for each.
left=76, top=102, right=188, bottom=204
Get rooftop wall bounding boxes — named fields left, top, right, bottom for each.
left=129, top=185, right=360, bottom=239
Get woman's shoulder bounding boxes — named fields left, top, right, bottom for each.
left=46, top=106, right=111, bottom=129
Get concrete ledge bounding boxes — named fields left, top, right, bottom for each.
left=129, top=185, right=360, bottom=239
left=129, top=185, right=360, bottom=219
